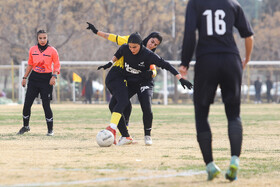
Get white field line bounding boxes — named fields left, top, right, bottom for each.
left=1, top=170, right=205, bottom=187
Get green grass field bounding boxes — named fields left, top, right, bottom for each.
left=0, top=104, right=280, bottom=187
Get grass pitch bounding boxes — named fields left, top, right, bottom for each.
left=0, top=104, right=280, bottom=187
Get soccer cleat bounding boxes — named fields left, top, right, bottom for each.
left=106, top=126, right=116, bottom=145
left=46, top=130, right=54, bottom=136
left=117, top=136, right=133, bottom=146
left=225, top=155, right=239, bottom=181
left=144, top=135, right=152, bottom=146
left=17, top=126, right=30, bottom=135
left=206, top=162, right=221, bottom=181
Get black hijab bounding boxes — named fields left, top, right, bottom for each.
left=142, top=32, right=163, bottom=52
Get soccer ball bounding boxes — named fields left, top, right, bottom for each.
left=96, top=129, right=114, bottom=147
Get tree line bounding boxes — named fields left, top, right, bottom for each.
left=0, top=0, right=279, bottom=65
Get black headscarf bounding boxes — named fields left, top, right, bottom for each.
left=142, top=32, right=163, bottom=52
left=38, top=41, right=49, bottom=51
left=128, top=32, right=142, bottom=45
left=37, top=30, right=49, bottom=52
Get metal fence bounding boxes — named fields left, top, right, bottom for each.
left=1, top=61, right=280, bottom=104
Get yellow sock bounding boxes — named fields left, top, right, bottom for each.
left=110, top=112, right=122, bottom=125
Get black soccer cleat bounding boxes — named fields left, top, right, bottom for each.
left=17, top=126, right=30, bottom=135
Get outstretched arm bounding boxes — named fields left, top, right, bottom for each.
left=97, top=56, right=118, bottom=70
left=86, top=22, right=129, bottom=45
left=151, top=56, right=193, bottom=90
left=86, top=22, right=109, bottom=39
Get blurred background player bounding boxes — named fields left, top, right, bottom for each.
left=265, top=75, right=273, bottom=103
left=254, top=76, right=262, bottom=103
left=87, top=22, right=162, bottom=145
left=17, top=30, right=60, bottom=136
left=180, top=0, right=254, bottom=181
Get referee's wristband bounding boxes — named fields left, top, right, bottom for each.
left=22, top=77, right=27, bottom=79
left=52, top=74, right=57, bottom=79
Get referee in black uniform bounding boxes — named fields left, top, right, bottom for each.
left=179, top=0, right=254, bottom=181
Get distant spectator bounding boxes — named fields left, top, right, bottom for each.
left=85, top=78, right=93, bottom=104
left=266, top=76, right=273, bottom=103
left=254, top=77, right=262, bottom=103
left=0, top=90, right=6, bottom=97
left=105, top=88, right=111, bottom=103
left=94, top=90, right=100, bottom=102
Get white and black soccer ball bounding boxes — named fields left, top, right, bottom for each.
left=96, top=129, right=114, bottom=147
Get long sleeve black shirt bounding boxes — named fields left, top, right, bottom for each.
left=115, top=44, right=179, bottom=84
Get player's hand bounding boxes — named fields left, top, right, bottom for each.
left=22, top=79, right=27, bottom=87
left=86, top=22, right=98, bottom=34
left=242, top=58, right=249, bottom=69
left=97, top=62, right=113, bottom=70
left=179, top=78, right=193, bottom=90
left=140, top=70, right=153, bottom=80
left=49, top=77, right=56, bottom=86
left=179, top=65, right=188, bottom=79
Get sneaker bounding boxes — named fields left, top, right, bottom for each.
left=225, top=156, right=239, bottom=181
left=206, top=162, right=221, bottom=181
left=144, top=135, right=152, bottom=146
left=117, top=136, right=133, bottom=146
left=17, top=126, right=30, bottom=135
left=46, top=130, right=54, bottom=136
left=106, top=126, right=116, bottom=145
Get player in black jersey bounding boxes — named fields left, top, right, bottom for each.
left=99, top=33, right=192, bottom=146
left=86, top=22, right=162, bottom=146
left=180, top=0, right=254, bottom=181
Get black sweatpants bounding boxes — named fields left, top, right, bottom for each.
left=23, top=71, right=53, bottom=131
left=109, top=80, right=154, bottom=136
left=194, top=53, right=243, bottom=165
left=106, top=67, right=130, bottom=136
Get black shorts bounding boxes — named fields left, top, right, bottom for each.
left=27, top=71, right=53, bottom=100
left=127, top=80, right=153, bottom=99
left=193, top=53, right=242, bottom=106
left=105, top=67, right=129, bottom=113
left=105, top=67, right=127, bottom=95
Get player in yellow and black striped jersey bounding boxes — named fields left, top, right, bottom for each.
left=87, top=22, right=163, bottom=145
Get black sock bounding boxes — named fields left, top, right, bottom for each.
left=46, top=117, right=53, bottom=131
left=228, top=119, right=243, bottom=157
left=117, top=114, right=130, bottom=137
left=23, top=115, right=30, bottom=127
left=144, top=129, right=151, bottom=136
left=197, top=131, right=213, bottom=165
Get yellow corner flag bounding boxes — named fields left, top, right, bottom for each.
left=73, top=72, right=82, bottom=83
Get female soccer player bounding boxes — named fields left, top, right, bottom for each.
left=17, top=30, right=60, bottom=136
left=99, top=33, right=192, bottom=146
left=87, top=22, right=162, bottom=145
left=180, top=0, right=254, bottom=181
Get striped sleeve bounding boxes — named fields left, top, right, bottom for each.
left=108, top=34, right=129, bottom=46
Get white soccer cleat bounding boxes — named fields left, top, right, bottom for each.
left=117, top=136, right=133, bottom=146
left=46, top=130, right=54, bottom=136
left=206, top=162, right=221, bottom=181
left=144, top=135, right=152, bottom=146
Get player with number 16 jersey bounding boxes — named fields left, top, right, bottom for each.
left=180, top=0, right=254, bottom=181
